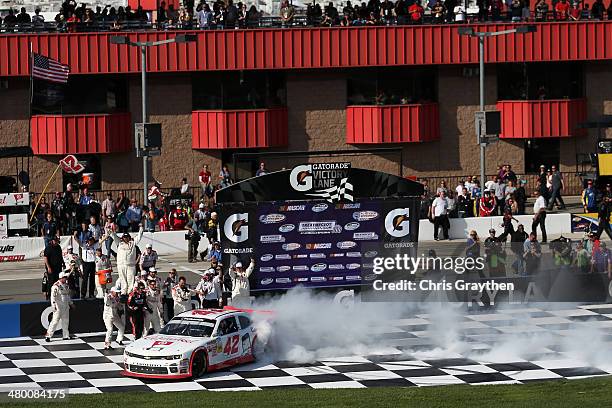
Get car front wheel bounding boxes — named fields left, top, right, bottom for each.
left=191, top=351, right=207, bottom=378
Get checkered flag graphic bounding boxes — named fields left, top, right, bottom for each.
left=307, top=178, right=354, bottom=203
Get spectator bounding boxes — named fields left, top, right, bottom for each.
left=42, top=212, right=59, bottom=248
left=490, top=0, right=504, bottom=21
left=456, top=187, right=472, bottom=218
left=582, top=180, right=597, bottom=213
left=158, top=1, right=168, bottom=23
left=555, top=0, right=570, bottom=19
left=88, top=215, right=103, bottom=242
left=572, top=240, right=590, bottom=274
left=321, top=2, right=340, bottom=25
left=73, top=234, right=99, bottom=299
left=510, top=0, right=522, bottom=21
left=128, top=281, right=148, bottom=340
left=32, top=8, right=45, bottom=25
left=484, top=229, right=504, bottom=275
left=431, top=191, right=450, bottom=241
left=523, top=232, right=542, bottom=275
left=537, top=164, right=549, bottom=201
left=16, top=7, right=31, bottom=24
left=548, top=165, right=565, bottom=210
left=246, top=5, right=261, bottom=26
left=454, top=5, right=466, bottom=21
left=126, top=199, right=142, bottom=232
left=256, top=162, right=268, bottom=177
left=432, top=0, right=447, bottom=23
left=479, top=190, right=496, bottom=217
left=436, top=181, right=448, bottom=196
left=591, top=0, right=605, bottom=19
left=493, top=177, right=506, bottom=215
left=225, top=0, right=239, bottom=27
left=532, top=190, right=547, bottom=243
left=186, top=213, right=205, bottom=262
left=4, top=9, right=17, bottom=27
left=178, top=6, right=193, bottom=29
left=219, top=165, right=233, bottom=189
left=77, top=221, right=92, bottom=244
left=199, top=164, right=212, bottom=199
left=280, top=0, right=296, bottom=26
left=115, top=191, right=129, bottom=213
left=515, top=180, right=527, bottom=215
left=43, top=237, right=64, bottom=300
left=511, top=224, right=528, bottom=274
left=101, top=192, right=115, bottom=222
left=409, top=1, right=425, bottom=23
left=596, top=193, right=612, bottom=240
left=104, top=215, right=117, bottom=257
left=94, top=247, right=111, bottom=298
left=66, top=12, right=80, bottom=33
left=466, top=230, right=481, bottom=259
left=569, top=1, right=582, bottom=20
left=197, top=3, right=212, bottom=28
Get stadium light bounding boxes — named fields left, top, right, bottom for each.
left=458, top=25, right=537, bottom=189
left=110, top=34, right=197, bottom=205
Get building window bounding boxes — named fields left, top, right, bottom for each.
left=347, top=67, right=437, bottom=105
left=524, top=139, right=560, bottom=174
left=192, top=72, right=286, bottom=110
left=497, top=62, right=584, bottom=100
left=32, top=75, right=128, bottom=115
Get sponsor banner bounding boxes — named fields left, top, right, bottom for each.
left=0, top=192, right=29, bottom=207
left=8, top=214, right=28, bottom=230
left=219, top=197, right=420, bottom=292
left=20, top=299, right=106, bottom=337
left=0, top=215, right=7, bottom=240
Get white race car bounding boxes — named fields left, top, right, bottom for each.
left=123, top=308, right=265, bottom=379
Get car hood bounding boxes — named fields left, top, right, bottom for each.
left=125, top=334, right=210, bottom=356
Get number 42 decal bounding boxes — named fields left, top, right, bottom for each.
left=223, top=335, right=239, bottom=355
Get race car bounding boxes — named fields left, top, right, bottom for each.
left=123, top=308, right=263, bottom=379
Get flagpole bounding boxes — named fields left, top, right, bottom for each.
left=29, top=163, right=61, bottom=224
left=27, top=43, right=33, bottom=192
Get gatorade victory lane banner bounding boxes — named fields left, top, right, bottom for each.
left=220, top=198, right=420, bottom=291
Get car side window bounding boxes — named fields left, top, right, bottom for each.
left=218, top=317, right=239, bottom=336
left=238, top=316, right=251, bottom=330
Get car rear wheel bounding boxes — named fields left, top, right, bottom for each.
left=191, top=351, right=207, bottom=378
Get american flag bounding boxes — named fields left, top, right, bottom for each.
left=32, top=53, right=70, bottom=84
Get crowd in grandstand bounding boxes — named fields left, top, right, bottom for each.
left=1, top=0, right=611, bottom=32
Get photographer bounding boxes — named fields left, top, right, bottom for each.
left=185, top=213, right=206, bottom=263
left=523, top=233, right=542, bottom=276
left=551, top=236, right=572, bottom=270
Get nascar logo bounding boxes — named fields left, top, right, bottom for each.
left=279, top=205, right=306, bottom=211
left=352, top=211, right=379, bottom=221
left=279, top=224, right=296, bottom=233
left=337, top=241, right=357, bottom=249
left=282, top=243, right=302, bottom=251
left=260, top=235, right=285, bottom=243
left=336, top=203, right=361, bottom=209
left=353, top=232, right=379, bottom=241
left=260, top=254, right=273, bottom=262
left=311, top=263, right=328, bottom=272
left=344, top=222, right=360, bottom=231
left=259, top=214, right=286, bottom=224
left=306, top=243, right=332, bottom=250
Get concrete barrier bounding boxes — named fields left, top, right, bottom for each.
left=419, top=213, right=572, bottom=241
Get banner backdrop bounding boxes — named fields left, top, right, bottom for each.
left=220, top=198, right=420, bottom=291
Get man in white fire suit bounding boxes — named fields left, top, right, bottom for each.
left=229, top=258, right=255, bottom=306
left=144, top=277, right=163, bottom=335
left=108, top=225, right=144, bottom=295
left=103, top=287, right=125, bottom=349
left=45, top=272, right=75, bottom=342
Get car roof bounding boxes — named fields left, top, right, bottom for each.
left=175, top=308, right=245, bottom=320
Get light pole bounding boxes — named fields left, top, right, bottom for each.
left=458, top=25, right=536, bottom=188
left=110, top=34, right=196, bottom=205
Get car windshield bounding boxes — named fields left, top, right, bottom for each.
left=159, top=318, right=215, bottom=337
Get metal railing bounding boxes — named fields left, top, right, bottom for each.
left=420, top=171, right=584, bottom=196
left=0, top=13, right=608, bottom=34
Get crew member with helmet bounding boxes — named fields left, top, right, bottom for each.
left=45, top=271, right=75, bottom=342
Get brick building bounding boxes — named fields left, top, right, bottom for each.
left=0, top=22, right=611, bottom=194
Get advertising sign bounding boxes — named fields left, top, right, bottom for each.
left=220, top=198, right=420, bottom=291
left=0, top=192, right=29, bottom=207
